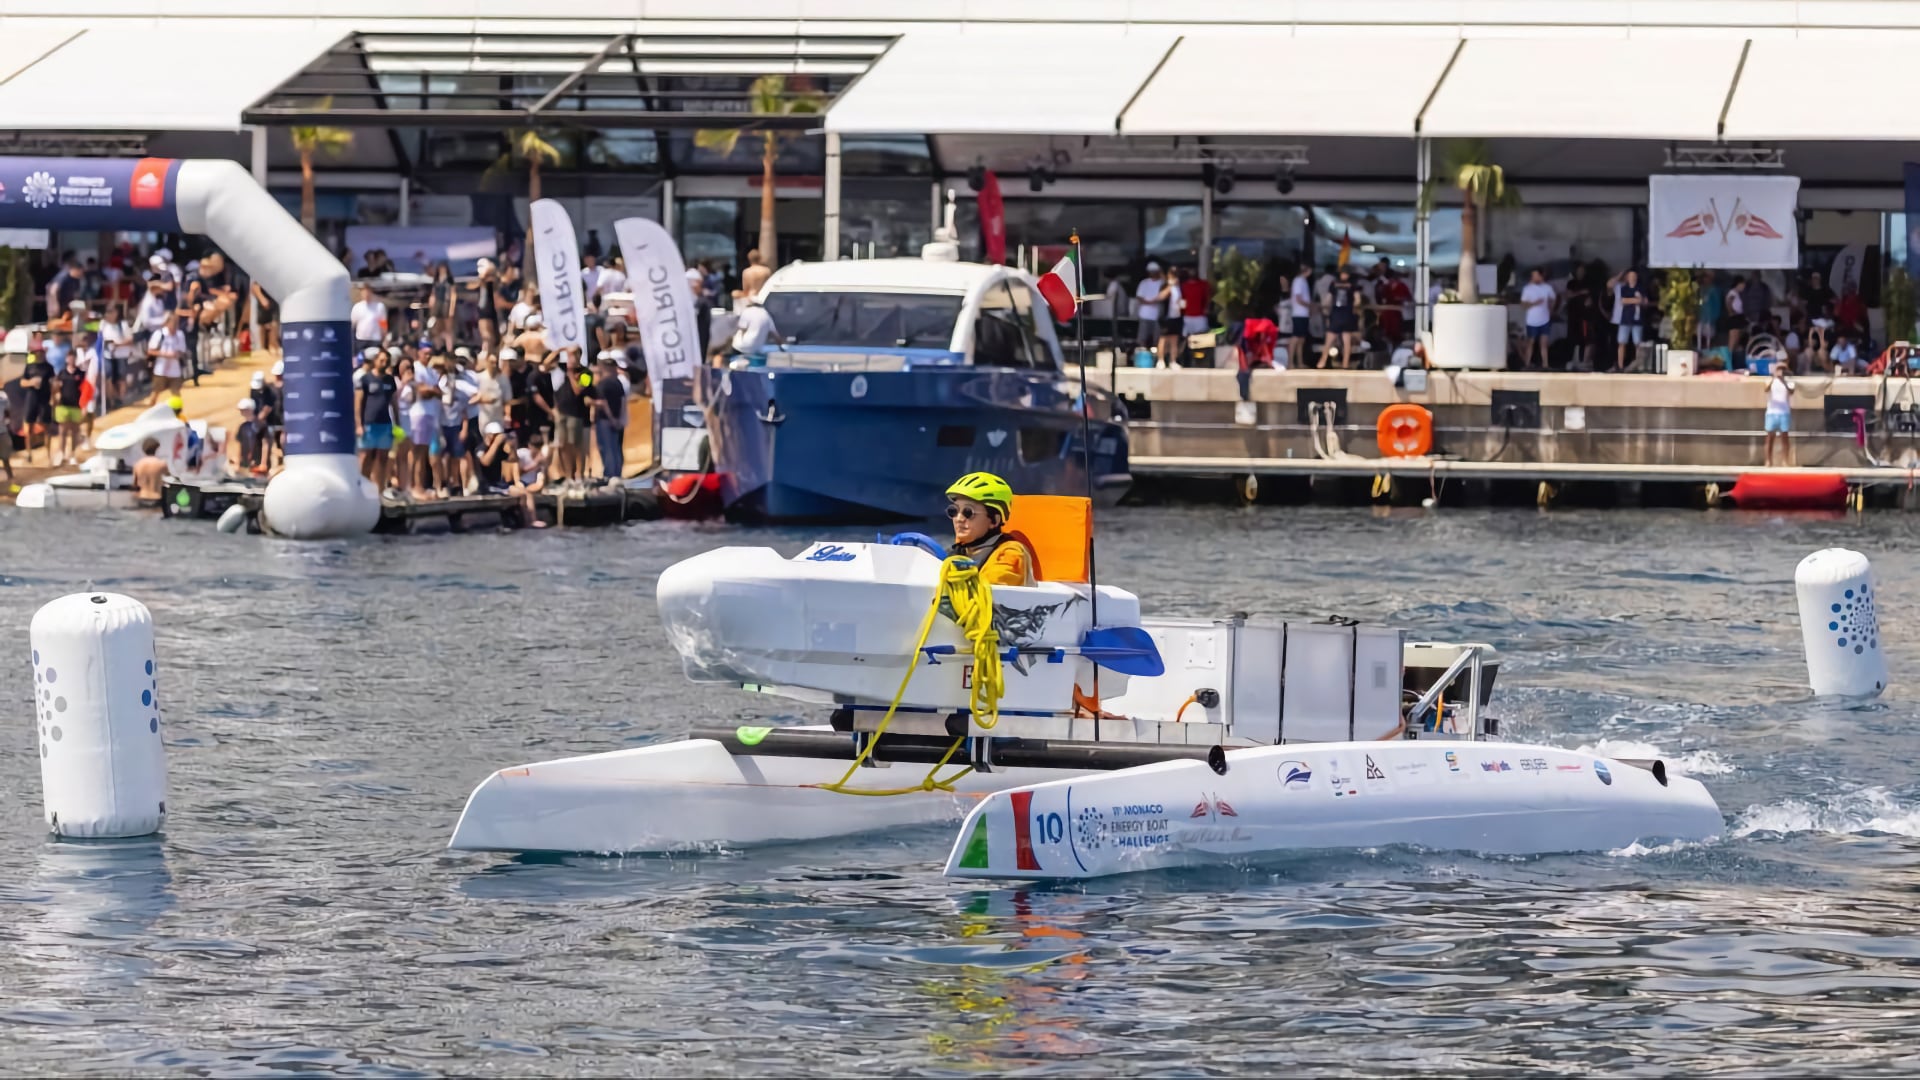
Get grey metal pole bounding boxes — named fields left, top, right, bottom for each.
left=1415, top=136, right=1432, bottom=336
left=1199, top=183, right=1214, bottom=280
left=823, top=131, right=842, bottom=261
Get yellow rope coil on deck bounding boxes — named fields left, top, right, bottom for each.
left=817, top=555, right=1005, bottom=796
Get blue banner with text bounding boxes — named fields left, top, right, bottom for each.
left=0, top=157, right=181, bottom=233
left=279, top=321, right=356, bottom=456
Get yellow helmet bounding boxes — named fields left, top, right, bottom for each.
left=945, top=472, right=1013, bottom=519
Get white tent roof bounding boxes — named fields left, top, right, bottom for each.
left=1122, top=36, right=1457, bottom=137
left=826, top=31, right=1177, bottom=136
left=1722, top=39, right=1912, bottom=140
left=1420, top=38, right=1744, bottom=141
left=0, top=25, right=337, bottom=131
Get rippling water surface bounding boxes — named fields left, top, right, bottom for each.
left=5, top=506, right=1920, bottom=1075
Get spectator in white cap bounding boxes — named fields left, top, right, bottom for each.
left=514, top=310, right=547, bottom=361
left=235, top=395, right=271, bottom=474
left=475, top=418, right=517, bottom=497
left=499, top=345, right=533, bottom=441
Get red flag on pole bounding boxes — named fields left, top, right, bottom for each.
left=978, top=171, right=1006, bottom=265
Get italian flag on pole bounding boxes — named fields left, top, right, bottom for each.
left=1037, top=249, right=1080, bottom=323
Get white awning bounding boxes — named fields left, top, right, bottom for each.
left=0, top=25, right=338, bottom=131
left=0, top=24, right=84, bottom=86
left=1420, top=38, right=1743, bottom=141
left=1122, top=36, right=1458, bottom=137
left=1722, top=40, right=1912, bottom=140
left=826, top=31, right=1177, bottom=136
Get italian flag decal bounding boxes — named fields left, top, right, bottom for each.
left=1036, top=251, right=1079, bottom=323
left=958, top=815, right=991, bottom=870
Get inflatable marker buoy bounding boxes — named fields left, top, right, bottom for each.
left=29, top=593, right=168, bottom=837
left=1797, top=548, right=1888, bottom=698
left=1728, top=471, right=1848, bottom=510
left=1377, top=403, right=1433, bottom=458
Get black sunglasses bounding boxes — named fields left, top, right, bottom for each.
left=946, top=505, right=979, bottom=521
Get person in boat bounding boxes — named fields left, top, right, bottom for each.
left=945, top=472, right=1036, bottom=587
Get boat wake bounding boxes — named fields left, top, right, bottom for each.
left=1732, top=786, right=1920, bottom=839
left=1573, top=738, right=1735, bottom=778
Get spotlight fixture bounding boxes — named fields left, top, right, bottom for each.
left=1212, top=161, right=1236, bottom=196
left=966, top=160, right=986, bottom=192
left=1026, top=156, right=1054, bottom=193
left=1275, top=170, right=1295, bottom=195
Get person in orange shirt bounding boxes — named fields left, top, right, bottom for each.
left=944, top=472, right=1035, bottom=587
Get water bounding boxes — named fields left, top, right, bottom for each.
left=4, top=506, right=1920, bottom=1075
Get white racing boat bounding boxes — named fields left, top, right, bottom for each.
left=449, top=524, right=1726, bottom=880
left=16, top=403, right=227, bottom=511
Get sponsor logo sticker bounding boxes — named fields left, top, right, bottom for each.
left=1594, top=761, right=1613, bottom=786
left=1480, top=760, right=1512, bottom=774
left=130, top=158, right=170, bottom=210
left=1278, top=760, right=1313, bottom=789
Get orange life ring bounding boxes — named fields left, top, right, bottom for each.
left=1376, top=403, right=1433, bottom=458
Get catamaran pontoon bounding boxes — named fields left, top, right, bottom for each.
left=449, top=507, right=1725, bottom=880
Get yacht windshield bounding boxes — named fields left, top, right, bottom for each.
left=760, top=292, right=962, bottom=349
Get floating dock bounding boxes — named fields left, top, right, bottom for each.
left=1101, top=367, right=1920, bottom=509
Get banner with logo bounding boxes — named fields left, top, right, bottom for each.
left=529, top=198, right=588, bottom=355
left=0, top=156, right=180, bottom=232
left=614, top=217, right=700, bottom=405
left=1649, top=174, right=1799, bottom=270
left=279, top=320, right=356, bottom=456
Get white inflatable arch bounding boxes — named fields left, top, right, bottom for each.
left=0, top=156, right=377, bottom=538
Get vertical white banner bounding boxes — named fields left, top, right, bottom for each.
left=1649, top=175, right=1800, bottom=270
left=529, top=198, right=588, bottom=354
left=614, top=216, right=700, bottom=394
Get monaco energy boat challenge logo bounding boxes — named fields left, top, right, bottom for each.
left=22, top=170, right=57, bottom=210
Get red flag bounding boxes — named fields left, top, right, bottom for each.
left=978, top=171, right=1006, bottom=265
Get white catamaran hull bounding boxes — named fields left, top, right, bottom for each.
left=449, top=732, right=1723, bottom=873
left=447, top=731, right=1082, bottom=854
left=945, top=741, right=1724, bottom=880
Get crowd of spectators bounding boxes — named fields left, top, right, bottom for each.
left=344, top=262, right=641, bottom=508
left=6, top=245, right=240, bottom=467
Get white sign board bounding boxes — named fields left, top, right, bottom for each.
left=1649, top=175, right=1800, bottom=270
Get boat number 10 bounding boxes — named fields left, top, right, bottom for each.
left=1033, top=812, right=1065, bottom=845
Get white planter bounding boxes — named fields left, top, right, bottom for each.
left=1431, top=303, right=1509, bottom=370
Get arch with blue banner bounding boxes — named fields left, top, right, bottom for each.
left=0, top=156, right=375, bottom=538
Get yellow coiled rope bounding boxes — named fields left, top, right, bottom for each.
left=817, top=555, right=1005, bottom=796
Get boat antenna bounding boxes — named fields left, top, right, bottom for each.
left=1072, top=228, right=1102, bottom=729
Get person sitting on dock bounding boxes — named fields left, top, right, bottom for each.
left=945, top=472, right=1035, bottom=588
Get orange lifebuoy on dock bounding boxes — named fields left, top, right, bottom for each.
left=1376, top=403, right=1433, bottom=458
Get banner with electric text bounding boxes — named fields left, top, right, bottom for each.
left=613, top=217, right=699, bottom=410
left=529, top=199, right=589, bottom=355
left=1649, top=174, right=1800, bottom=270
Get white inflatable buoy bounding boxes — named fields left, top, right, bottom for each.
left=216, top=503, right=248, bottom=534
left=29, top=593, right=168, bottom=837
left=1796, top=548, right=1889, bottom=698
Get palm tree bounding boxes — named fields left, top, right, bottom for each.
left=693, top=75, right=827, bottom=265
left=288, top=98, right=354, bottom=234
left=485, top=129, right=564, bottom=277
left=1418, top=139, right=1520, bottom=303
